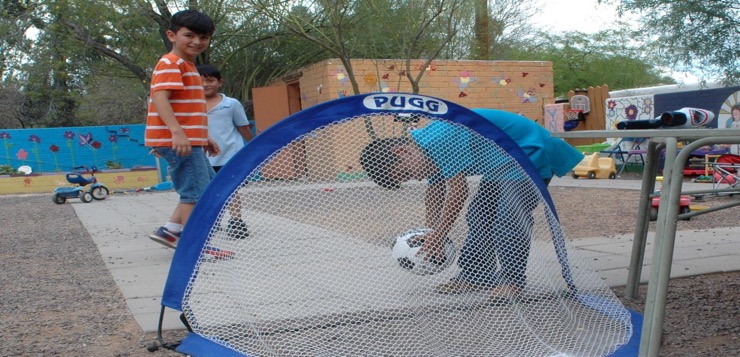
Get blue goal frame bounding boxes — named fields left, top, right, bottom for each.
left=156, top=93, right=639, bottom=356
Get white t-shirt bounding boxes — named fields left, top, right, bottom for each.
left=207, top=94, right=250, bottom=167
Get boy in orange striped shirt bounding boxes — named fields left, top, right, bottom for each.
left=145, top=10, right=221, bottom=250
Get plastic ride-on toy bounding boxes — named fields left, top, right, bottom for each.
left=649, top=194, right=691, bottom=221
left=52, top=165, right=109, bottom=204
left=649, top=176, right=691, bottom=221
left=571, top=153, right=617, bottom=179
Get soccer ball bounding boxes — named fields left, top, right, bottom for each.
left=391, top=228, right=456, bottom=276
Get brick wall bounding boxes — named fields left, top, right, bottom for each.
left=259, top=58, right=554, bottom=181
left=293, top=58, right=554, bottom=121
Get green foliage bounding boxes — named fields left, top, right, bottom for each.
left=208, top=2, right=327, bottom=99
left=0, top=165, right=19, bottom=175
left=607, top=0, right=739, bottom=85
left=1, top=0, right=683, bottom=128
left=1, top=0, right=35, bottom=80
left=76, top=75, right=147, bottom=126
left=511, top=29, right=675, bottom=97
left=0, top=82, right=24, bottom=129
left=105, top=160, right=122, bottom=169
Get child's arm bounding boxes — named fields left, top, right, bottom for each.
left=230, top=100, right=253, bottom=143
left=419, top=173, right=468, bottom=259
left=425, top=181, right=445, bottom=227
left=237, top=124, right=253, bottom=142
left=205, top=136, right=221, bottom=157
left=151, top=90, right=191, bottom=157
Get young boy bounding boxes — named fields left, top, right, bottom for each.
left=146, top=10, right=220, bottom=249
left=197, top=64, right=253, bottom=236
left=360, top=109, right=583, bottom=299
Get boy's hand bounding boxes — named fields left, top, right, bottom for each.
left=416, top=230, right=445, bottom=263
left=171, top=130, right=192, bottom=157
left=205, top=136, right=221, bottom=157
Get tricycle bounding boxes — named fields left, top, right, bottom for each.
left=52, top=166, right=109, bottom=204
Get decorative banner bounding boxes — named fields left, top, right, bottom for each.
left=544, top=103, right=565, bottom=133
left=605, top=95, right=655, bottom=131
left=718, top=90, right=740, bottom=153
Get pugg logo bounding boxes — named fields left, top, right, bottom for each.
left=363, top=94, right=448, bottom=115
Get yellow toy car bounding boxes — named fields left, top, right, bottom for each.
left=571, top=153, right=617, bottom=179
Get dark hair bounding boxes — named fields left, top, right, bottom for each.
left=170, top=10, right=215, bottom=36
left=196, top=64, right=221, bottom=80
left=359, top=137, right=412, bottom=190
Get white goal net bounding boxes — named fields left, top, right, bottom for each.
left=165, top=94, right=634, bottom=356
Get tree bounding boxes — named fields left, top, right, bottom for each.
left=244, top=0, right=470, bottom=95
left=8, top=0, right=132, bottom=127
left=511, top=29, right=675, bottom=97
left=386, top=0, right=468, bottom=94
left=469, top=0, right=539, bottom=60
left=604, top=0, right=739, bottom=84
left=0, top=0, right=33, bottom=80
left=206, top=3, right=326, bottom=100
left=0, top=0, right=163, bottom=127
left=76, top=76, right=148, bottom=126
left=37, top=0, right=306, bottom=102
left=0, top=82, right=27, bottom=128
left=1, top=0, right=314, bottom=127
left=5, top=0, right=262, bottom=126
left=472, top=0, right=489, bottom=59
left=244, top=0, right=374, bottom=95
left=0, top=0, right=562, bottom=129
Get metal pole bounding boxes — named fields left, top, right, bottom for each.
left=625, top=140, right=659, bottom=299
left=639, top=137, right=678, bottom=356
left=641, top=137, right=740, bottom=357
left=549, top=130, right=740, bottom=357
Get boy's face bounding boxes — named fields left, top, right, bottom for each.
left=390, top=144, right=436, bottom=183
left=167, top=27, right=211, bottom=62
left=201, top=76, right=223, bottom=98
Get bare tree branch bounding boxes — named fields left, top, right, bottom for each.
left=57, top=17, right=149, bottom=89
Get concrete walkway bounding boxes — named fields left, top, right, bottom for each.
left=73, top=176, right=740, bottom=332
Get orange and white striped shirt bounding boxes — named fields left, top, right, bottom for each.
left=145, top=53, right=208, bottom=147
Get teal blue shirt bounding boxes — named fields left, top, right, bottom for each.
left=411, top=120, right=512, bottom=183
left=472, top=108, right=583, bottom=179
left=409, top=109, right=583, bottom=182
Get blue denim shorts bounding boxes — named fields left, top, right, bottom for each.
left=153, top=146, right=216, bottom=203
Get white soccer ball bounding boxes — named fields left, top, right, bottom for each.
left=391, top=228, right=456, bottom=276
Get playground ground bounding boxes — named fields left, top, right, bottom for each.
left=0, top=174, right=738, bottom=356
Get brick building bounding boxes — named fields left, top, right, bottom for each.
left=251, top=58, right=555, bottom=180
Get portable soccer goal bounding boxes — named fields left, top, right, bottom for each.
left=160, top=93, right=640, bottom=356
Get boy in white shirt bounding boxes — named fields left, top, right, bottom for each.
left=198, top=64, right=254, bottom=237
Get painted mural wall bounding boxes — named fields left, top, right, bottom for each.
left=0, top=124, right=163, bottom=194
left=606, top=86, right=740, bottom=153
left=605, top=86, right=740, bottom=131
left=0, top=125, right=155, bottom=173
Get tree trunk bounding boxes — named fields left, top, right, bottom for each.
left=473, top=0, right=489, bottom=60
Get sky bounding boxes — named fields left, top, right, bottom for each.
left=530, top=0, right=626, bottom=34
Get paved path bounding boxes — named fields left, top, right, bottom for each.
left=73, top=177, right=740, bottom=332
